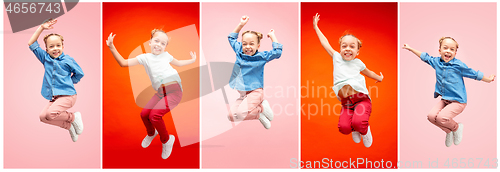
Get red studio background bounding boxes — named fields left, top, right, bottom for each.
left=102, top=2, right=199, bottom=168
left=301, top=2, right=398, bottom=169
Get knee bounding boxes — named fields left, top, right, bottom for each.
left=140, top=109, right=151, bottom=119
left=427, top=112, right=438, bottom=122
left=351, top=118, right=367, bottom=130
left=149, top=110, right=164, bottom=121
left=40, top=110, right=54, bottom=121
left=338, top=123, right=352, bottom=135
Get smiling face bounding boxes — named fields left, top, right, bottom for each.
left=439, top=38, right=458, bottom=63
left=45, top=35, right=64, bottom=58
left=241, top=33, right=260, bottom=56
left=339, top=35, right=360, bottom=61
left=149, top=31, right=168, bottom=55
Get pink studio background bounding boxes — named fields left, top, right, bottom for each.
left=201, top=3, right=299, bottom=168
left=3, top=3, right=101, bottom=168
left=400, top=3, right=496, bottom=168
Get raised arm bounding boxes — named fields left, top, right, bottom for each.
left=402, top=44, right=422, bottom=58
left=313, top=13, right=336, bottom=58
left=106, top=32, right=139, bottom=67
left=171, top=51, right=197, bottom=67
left=361, top=68, right=384, bottom=83
left=232, top=15, right=249, bottom=34
left=29, top=19, right=57, bottom=46
left=267, top=29, right=279, bottom=43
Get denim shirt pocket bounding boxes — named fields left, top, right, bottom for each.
left=55, top=63, right=70, bottom=76
left=445, top=67, right=460, bottom=84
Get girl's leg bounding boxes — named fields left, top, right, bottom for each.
left=149, top=85, right=183, bottom=144
left=338, top=106, right=354, bottom=135
left=351, top=98, right=372, bottom=135
left=140, top=93, right=162, bottom=136
left=228, top=91, right=246, bottom=122
left=428, top=100, right=450, bottom=133
left=39, top=95, right=77, bottom=129
left=435, top=101, right=466, bottom=133
left=243, top=88, right=264, bottom=120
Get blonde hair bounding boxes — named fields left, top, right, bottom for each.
left=43, top=33, right=64, bottom=48
left=151, top=29, right=169, bottom=43
left=439, top=37, right=459, bottom=49
left=242, top=30, right=263, bottom=44
left=338, top=34, right=362, bottom=49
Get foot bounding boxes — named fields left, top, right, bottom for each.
left=258, top=113, right=271, bottom=129
left=72, top=112, right=84, bottom=135
left=352, top=131, right=361, bottom=143
left=261, top=100, right=274, bottom=121
left=361, top=126, right=373, bottom=148
left=445, top=131, right=454, bottom=147
left=141, top=130, right=158, bottom=148
left=162, top=135, right=175, bottom=159
left=453, top=123, right=464, bottom=145
left=69, top=125, right=78, bottom=142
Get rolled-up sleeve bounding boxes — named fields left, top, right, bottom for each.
left=263, top=42, right=283, bottom=61
left=29, top=41, right=46, bottom=64
left=228, top=32, right=241, bottom=53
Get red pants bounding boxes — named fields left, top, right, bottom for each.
left=140, top=84, right=182, bottom=144
left=338, top=93, right=372, bottom=135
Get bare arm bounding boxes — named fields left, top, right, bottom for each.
left=313, top=13, right=336, bottom=58
left=402, top=44, right=422, bottom=58
left=171, top=51, right=196, bottom=67
left=361, top=68, right=383, bottom=83
left=232, top=15, right=249, bottom=34
left=29, top=19, right=57, bottom=46
left=481, top=74, right=496, bottom=83
left=106, top=32, right=139, bottom=67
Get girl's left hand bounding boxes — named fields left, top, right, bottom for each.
left=376, top=72, right=384, bottom=83
left=190, top=51, right=197, bottom=61
left=267, top=29, right=275, bottom=38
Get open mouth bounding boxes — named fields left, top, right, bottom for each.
left=244, top=49, right=253, bottom=55
left=444, top=54, right=452, bottom=60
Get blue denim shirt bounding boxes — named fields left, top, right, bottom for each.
left=29, top=41, right=84, bottom=100
left=228, top=32, right=283, bottom=91
left=420, top=52, right=483, bottom=103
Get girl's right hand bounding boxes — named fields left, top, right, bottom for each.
left=313, top=13, right=320, bottom=27
left=240, top=15, right=249, bottom=26
left=106, top=32, right=116, bottom=47
left=41, top=18, right=57, bottom=30
left=402, top=44, right=411, bottom=50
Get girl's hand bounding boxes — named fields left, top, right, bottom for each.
left=402, top=44, right=411, bottom=50
left=376, top=72, right=384, bottom=83
left=267, top=29, right=275, bottom=38
left=190, top=51, right=197, bottom=61
left=240, top=15, right=249, bottom=26
left=485, top=74, right=496, bottom=83
left=313, top=13, right=320, bottom=27
left=106, top=32, right=116, bottom=47
left=41, top=18, right=57, bottom=30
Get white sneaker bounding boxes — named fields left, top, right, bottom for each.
left=141, top=130, right=158, bottom=148
left=453, top=123, right=464, bottom=145
left=162, top=135, right=175, bottom=159
left=352, top=131, right=361, bottom=143
left=445, top=131, right=454, bottom=147
left=361, top=126, right=373, bottom=148
left=69, top=125, right=78, bottom=142
left=261, top=100, right=274, bottom=121
left=72, top=112, right=84, bottom=135
left=258, top=113, right=271, bottom=129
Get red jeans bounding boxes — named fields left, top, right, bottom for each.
left=39, top=94, right=77, bottom=130
left=140, top=83, right=182, bottom=144
left=338, top=93, right=372, bottom=135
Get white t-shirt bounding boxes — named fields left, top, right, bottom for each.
left=331, top=51, right=369, bottom=98
left=136, top=52, right=182, bottom=91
